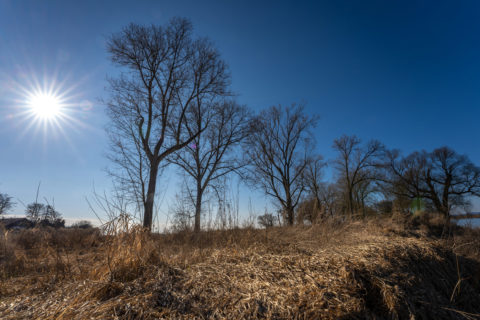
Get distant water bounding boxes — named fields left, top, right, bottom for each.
left=456, top=218, right=480, bottom=228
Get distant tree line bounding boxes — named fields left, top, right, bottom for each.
left=0, top=191, right=65, bottom=228
left=0, top=195, right=96, bottom=229
left=102, top=17, right=480, bottom=232
left=254, top=120, right=480, bottom=228
left=0, top=193, right=65, bottom=228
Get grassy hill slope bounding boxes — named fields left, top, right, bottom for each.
left=1, top=216, right=479, bottom=319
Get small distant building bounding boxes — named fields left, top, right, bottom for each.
left=0, top=218, right=34, bottom=230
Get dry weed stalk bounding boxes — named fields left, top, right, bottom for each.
left=96, top=213, right=158, bottom=283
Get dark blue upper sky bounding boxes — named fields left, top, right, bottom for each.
left=1, top=0, right=480, bottom=222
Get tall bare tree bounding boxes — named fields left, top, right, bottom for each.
left=244, top=104, right=317, bottom=225
left=105, top=18, right=230, bottom=230
left=332, top=135, right=384, bottom=217
left=385, top=146, right=480, bottom=218
left=168, top=100, right=249, bottom=232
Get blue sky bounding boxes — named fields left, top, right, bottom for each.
left=1, top=0, right=480, bottom=224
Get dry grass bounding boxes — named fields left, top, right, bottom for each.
left=0, top=215, right=479, bottom=319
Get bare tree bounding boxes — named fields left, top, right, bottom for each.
left=332, top=135, right=384, bottom=217
left=25, top=202, right=64, bottom=227
left=168, top=100, right=249, bottom=232
left=25, top=202, right=44, bottom=223
left=244, top=104, right=317, bottom=225
left=318, top=182, right=342, bottom=217
left=303, top=155, right=326, bottom=219
left=42, top=204, right=62, bottom=224
left=385, top=146, right=480, bottom=218
left=0, top=193, right=15, bottom=215
left=353, top=179, right=380, bottom=217
left=105, top=18, right=230, bottom=230
left=258, top=212, right=276, bottom=228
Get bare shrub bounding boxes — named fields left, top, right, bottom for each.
left=71, top=220, right=94, bottom=229
left=258, top=213, right=276, bottom=228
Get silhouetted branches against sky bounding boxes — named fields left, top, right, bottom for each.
left=105, top=18, right=231, bottom=230
left=168, top=100, right=250, bottom=232
left=244, top=103, right=318, bottom=225
left=384, top=146, right=480, bottom=217
left=332, top=135, right=385, bottom=218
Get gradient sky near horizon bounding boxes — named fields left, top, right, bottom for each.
left=1, top=0, right=480, bottom=224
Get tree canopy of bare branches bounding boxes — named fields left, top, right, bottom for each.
left=244, top=104, right=317, bottom=225
left=105, top=18, right=230, bottom=230
left=332, top=135, right=384, bottom=217
left=0, top=193, right=14, bottom=215
left=257, top=212, right=276, bottom=228
left=385, top=146, right=480, bottom=217
left=168, top=100, right=249, bottom=232
left=25, top=202, right=63, bottom=227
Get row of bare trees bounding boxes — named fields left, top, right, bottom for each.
left=105, top=18, right=232, bottom=231
left=294, top=137, right=480, bottom=225
left=105, top=18, right=480, bottom=232
left=105, top=18, right=259, bottom=232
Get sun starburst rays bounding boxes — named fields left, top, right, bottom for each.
left=3, top=72, right=93, bottom=154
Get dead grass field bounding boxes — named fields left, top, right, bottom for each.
left=1, top=215, right=479, bottom=319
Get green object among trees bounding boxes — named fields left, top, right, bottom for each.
left=411, top=197, right=425, bottom=215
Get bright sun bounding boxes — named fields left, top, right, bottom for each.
left=12, top=76, right=85, bottom=140
left=28, top=93, right=62, bottom=120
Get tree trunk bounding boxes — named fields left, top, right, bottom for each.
left=143, top=161, right=159, bottom=231
left=194, top=185, right=203, bottom=233
left=285, top=195, right=294, bottom=226
left=348, top=188, right=354, bottom=218
left=285, top=206, right=294, bottom=225
left=361, top=198, right=366, bottom=218
left=314, top=196, right=322, bottom=222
